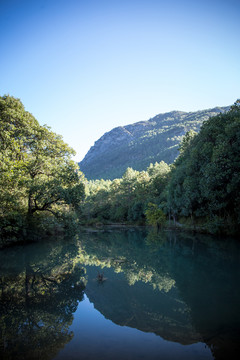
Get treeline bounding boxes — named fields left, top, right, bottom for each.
left=0, top=95, right=85, bottom=242
left=168, top=101, right=240, bottom=234
left=81, top=162, right=170, bottom=226
left=81, top=101, right=240, bottom=235
left=1, top=96, right=239, bottom=243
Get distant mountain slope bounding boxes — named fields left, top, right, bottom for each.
left=79, top=106, right=229, bottom=180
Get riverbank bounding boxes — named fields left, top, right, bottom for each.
left=80, top=217, right=238, bottom=237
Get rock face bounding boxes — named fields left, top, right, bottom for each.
left=79, top=106, right=229, bottom=180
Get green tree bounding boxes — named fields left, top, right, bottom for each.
left=167, top=102, right=240, bottom=234
left=145, top=203, right=166, bottom=229
left=0, top=95, right=85, bottom=237
left=178, top=130, right=197, bottom=154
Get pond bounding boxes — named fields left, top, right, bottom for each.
left=0, top=228, right=240, bottom=360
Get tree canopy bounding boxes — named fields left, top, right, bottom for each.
left=1, top=96, right=239, bottom=239
left=0, top=95, right=85, bottom=240
left=80, top=102, right=240, bottom=235
left=167, top=100, right=240, bottom=234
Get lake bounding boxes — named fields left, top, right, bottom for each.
left=0, top=228, right=239, bottom=360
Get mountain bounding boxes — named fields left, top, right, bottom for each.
left=79, top=106, right=229, bottom=180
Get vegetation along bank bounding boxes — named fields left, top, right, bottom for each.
left=1, top=95, right=239, bottom=246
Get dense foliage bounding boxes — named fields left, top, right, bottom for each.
left=81, top=102, right=240, bottom=235
left=167, top=100, right=240, bottom=234
left=81, top=162, right=170, bottom=225
left=80, top=107, right=229, bottom=180
left=1, top=95, right=239, bottom=239
left=0, top=95, right=85, bottom=241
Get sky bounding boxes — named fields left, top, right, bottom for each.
left=0, top=0, right=239, bottom=162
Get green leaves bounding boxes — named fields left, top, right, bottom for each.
left=0, top=95, right=85, bottom=238
left=145, top=203, right=166, bottom=228
left=167, top=102, right=240, bottom=234
left=81, top=161, right=170, bottom=225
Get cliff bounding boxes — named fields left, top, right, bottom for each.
left=79, top=106, right=229, bottom=180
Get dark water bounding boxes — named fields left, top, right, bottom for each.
left=0, top=229, right=240, bottom=360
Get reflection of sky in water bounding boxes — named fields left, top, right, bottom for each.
left=1, top=229, right=240, bottom=360
left=54, top=294, right=212, bottom=360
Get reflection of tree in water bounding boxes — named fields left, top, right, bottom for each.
left=77, top=229, right=176, bottom=292
left=78, top=229, right=198, bottom=343
left=166, top=231, right=240, bottom=360
left=0, top=239, right=86, bottom=360
left=145, top=230, right=240, bottom=360
left=78, top=229, right=240, bottom=359
left=1, top=230, right=239, bottom=360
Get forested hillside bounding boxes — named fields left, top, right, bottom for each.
left=79, top=106, right=229, bottom=180
left=81, top=101, right=240, bottom=235
left=1, top=96, right=239, bottom=241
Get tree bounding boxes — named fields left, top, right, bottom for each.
left=230, top=98, right=240, bottom=112
left=0, top=95, right=85, bottom=237
left=145, top=203, right=166, bottom=229
left=178, top=130, right=197, bottom=154
left=167, top=102, right=240, bottom=234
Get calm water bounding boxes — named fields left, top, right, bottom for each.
left=0, top=228, right=240, bottom=360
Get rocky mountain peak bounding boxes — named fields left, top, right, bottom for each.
left=79, top=106, right=229, bottom=180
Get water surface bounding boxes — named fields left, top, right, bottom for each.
left=0, top=228, right=239, bottom=359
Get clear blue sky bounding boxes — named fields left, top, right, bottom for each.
left=1, top=0, right=239, bottom=161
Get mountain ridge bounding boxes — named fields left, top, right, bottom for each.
left=79, top=106, right=230, bottom=180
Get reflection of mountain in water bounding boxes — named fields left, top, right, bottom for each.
left=1, top=229, right=239, bottom=360
left=85, top=265, right=200, bottom=344
left=77, top=229, right=240, bottom=359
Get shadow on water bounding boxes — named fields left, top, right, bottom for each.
left=0, top=228, right=240, bottom=359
